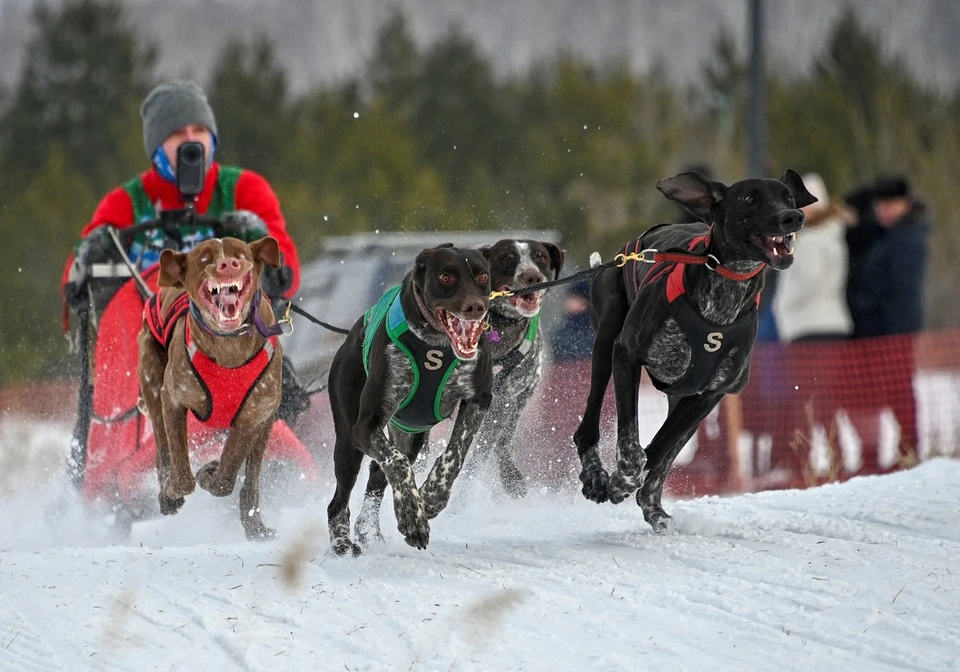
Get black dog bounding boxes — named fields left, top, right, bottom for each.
left=354, top=238, right=564, bottom=528
left=327, top=244, right=493, bottom=556
left=573, top=170, right=815, bottom=530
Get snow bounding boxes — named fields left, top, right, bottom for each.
left=1, top=420, right=959, bottom=671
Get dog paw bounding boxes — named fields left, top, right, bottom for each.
left=158, top=492, right=185, bottom=515
left=636, top=493, right=672, bottom=532
left=607, top=470, right=642, bottom=505
left=394, top=490, right=430, bottom=550
left=244, top=523, right=277, bottom=542
left=355, top=518, right=384, bottom=547
left=499, top=463, right=528, bottom=499
left=332, top=538, right=363, bottom=557
left=162, top=472, right=196, bottom=500
left=195, top=461, right=234, bottom=497
left=644, top=507, right=672, bottom=533
left=356, top=527, right=384, bottom=547
left=578, top=467, right=610, bottom=504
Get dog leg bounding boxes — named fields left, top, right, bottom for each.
left=355, top=461, right=387, bottom=547
left=356, top=431, right=427, bottom=547
left=637, top=393, right=723, bottom=530
left=421, top=398, right=488, bottom=519
left=237, top=424, right=276, bottom=541
left=195, top=422, right=268, bottom=497
left=139, top=332, right=184, bottom=515
left=573, top=273, right=629, bottom=503
left=479, top=387, right=531, bottom=499
left=605, top=337, right=649, bottom=504
left=160, top=386, right=195, bottom=502
left=327, top=430, right=365, bottom=557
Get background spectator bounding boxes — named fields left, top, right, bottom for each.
left=847, top=175, right=929, bottom=338
left=550, top=279, right=594, bottom=362
left=773, top=173, right=853, bottom=342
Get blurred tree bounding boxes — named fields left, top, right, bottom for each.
left=368, top=8, right=420, bottom=119
left=0, top=147, right=97, bottom=380
left=409, top=27, right=517, bottom=201
left=207, top=33, right=290, bottom=182
left=0, top=0, right=156, bottom=199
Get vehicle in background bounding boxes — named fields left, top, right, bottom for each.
left=283, top=230, right=565, bottom=386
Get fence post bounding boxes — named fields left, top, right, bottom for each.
left=724, top=393, right=747, bottom=491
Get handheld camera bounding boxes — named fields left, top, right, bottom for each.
left=176, top=141, right=206, bottom=201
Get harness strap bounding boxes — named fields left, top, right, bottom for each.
left=185, top=316, right=278, bottom=428
left=145, top=292, right=190, bottom=348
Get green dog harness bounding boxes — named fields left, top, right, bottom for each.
left=363, top=285, right=460, bottom=434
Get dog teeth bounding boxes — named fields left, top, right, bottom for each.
left=209, top=280, right=243, bottom=295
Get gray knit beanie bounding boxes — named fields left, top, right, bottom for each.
left=139, top=80, right=218, bottom=159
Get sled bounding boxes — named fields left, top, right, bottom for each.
left=67, top=214, right=318, bottom=531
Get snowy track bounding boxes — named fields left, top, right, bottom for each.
left=1, top=451, right=959, bottom=671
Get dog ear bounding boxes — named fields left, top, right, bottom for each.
left=657, top=172, right=727, bottom=221
left=250, top=236, right=282, bottom=269
left=542, top=242, right=565, bottom=280
left=781, top=169, right=818, bottom=209
left=158, top=250, right=188, bottom=288
left=416, top=244, right=453, bottom=270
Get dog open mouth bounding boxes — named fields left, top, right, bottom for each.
left=752, top=233, right=796, bottom=266
left=198, top=271, right=254, bottom=331
left=501, top=286, right=544, bottom=317
left=436, top=307, right=485, bottom=360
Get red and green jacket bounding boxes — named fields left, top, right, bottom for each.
left=61, top=163, right=301, bottom=306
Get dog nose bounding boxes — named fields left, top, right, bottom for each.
left=779, top=210, right=805, bottom=230
left=521, top=269, right=546, bottom=286
left=461, top=299, right=487, bottom=319
left=217, top=258, right=242, bottom=274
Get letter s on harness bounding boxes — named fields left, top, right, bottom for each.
left=704, top=331, right=723, bottom=352
left=424, top=349, right=444, bottom=371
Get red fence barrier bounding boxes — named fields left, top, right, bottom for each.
left=4, top=330, right=959, bottom=499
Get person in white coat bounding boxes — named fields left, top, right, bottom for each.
left=774, top=173, right=854, bottom=342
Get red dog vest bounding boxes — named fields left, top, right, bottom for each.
left=144, top=293, right=278, bottom=429
left=621, top=223, right=761, bottom=396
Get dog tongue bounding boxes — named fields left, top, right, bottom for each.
left=219, top=293, right=240, bottom=319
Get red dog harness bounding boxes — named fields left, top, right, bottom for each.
left=621, top=223, right=764, bottom=396
left=144, top=292, right=278, bottom=429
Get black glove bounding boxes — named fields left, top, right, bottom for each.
left=261, top=263, right=293, bottom=299
left=276, top=356, right=311, bottom=428
left=220, top=210, right=269, bottom=242
left=65, top=226, right=118, bottom=311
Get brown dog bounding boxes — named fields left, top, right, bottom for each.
left=137, top=236, right=284, bottom=540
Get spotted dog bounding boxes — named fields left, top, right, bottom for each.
left=572, top=170, right=816, bottom=530
left=353, top=239, right=564, bottom=534
left=464, top=238, right=564, bottom=497
left=327, top=244, right=493, bottom=556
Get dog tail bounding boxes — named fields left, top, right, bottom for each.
left=589, top=252, right=603, bottom=268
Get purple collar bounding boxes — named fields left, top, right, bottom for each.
left=188, top=290, right=286, bottom=338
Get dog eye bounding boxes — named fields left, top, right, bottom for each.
left=477, top=271, right=489, bottom=284
left=438, top=272, right=454, bottom=285
left=201, top=257, right=210, bottom=263
left=744, top=195, right=756, bottom=205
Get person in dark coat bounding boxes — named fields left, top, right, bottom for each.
left=844, top=175, right=929, bottom=456
left=550, top=279, right=594, bottom=361
left=848, top=176, right=929, bottom=338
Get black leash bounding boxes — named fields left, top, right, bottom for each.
left=288, top=302, right=351, bottom=335
left=488, top=252, right=622, bottom=301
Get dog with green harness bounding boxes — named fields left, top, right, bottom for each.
left=326, top=244, right=494, bottom=556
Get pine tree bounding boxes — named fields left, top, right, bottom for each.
left=0, top=0, right=156, bottom=198
left=207, top=33, right=290, bottom=181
